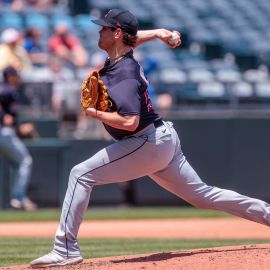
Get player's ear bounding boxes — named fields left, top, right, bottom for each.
left=114, top=28, right=123, bottom=39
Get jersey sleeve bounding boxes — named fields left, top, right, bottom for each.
left=110, top=79, right=141, bottom=116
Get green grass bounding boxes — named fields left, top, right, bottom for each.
left=0, top=237, right=269, bottom=267
left=0, top=207, right=230, bottom=222
left=0, top=207, right=251, bottom=267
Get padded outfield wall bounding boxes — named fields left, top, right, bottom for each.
left=1, top=116, right=270, bottom=208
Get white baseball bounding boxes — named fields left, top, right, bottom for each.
left=168, top=32, right=180, bottom=44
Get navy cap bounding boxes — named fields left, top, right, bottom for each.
left=3, top=66, right=18, bottom=77
left=92, top=9, right=138, bottom=36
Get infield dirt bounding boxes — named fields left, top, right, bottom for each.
left=1, top=217, right=270, bottom=269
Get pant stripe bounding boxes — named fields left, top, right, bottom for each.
left=64, top=136, right=148, bottom=256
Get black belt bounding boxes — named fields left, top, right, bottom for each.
left=153, top=119, right=164, bottom=128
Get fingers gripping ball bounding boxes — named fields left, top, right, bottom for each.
left=168, top=31, right=181, bottom=46
left=80, top=71, right=111, bottom=111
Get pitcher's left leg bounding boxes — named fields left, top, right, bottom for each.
left=150, top=154, right=270, bottom=226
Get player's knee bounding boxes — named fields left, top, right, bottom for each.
left=69, top=164, right=82, bottom=180
left=22, top=155, right=32, bottom=167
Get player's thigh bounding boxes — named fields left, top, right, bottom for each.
left=149, top=155, right=208, bottom=204
left=0, top=131, right=29, bottom=165
left=72, top=135, right=175, bottom=185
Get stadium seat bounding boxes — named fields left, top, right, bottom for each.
left=1, top=12, right=24, bottom=30
left=176, top=83, right=201, bottom=104
left=182, top=59, right=210, bottom=70
left=210, top=59, right=239, bottom=72
left=189, top=69, right=214, bottom=83
left=74, top=15, right=99, bottom=32
left=230, top=81, right=253, bottom=98
left=254, top=82, right=270, bottom=99
left=243, top=69, right=269, bottom=83
left=216, top=69, right=242, bottom=83
left=51, top=14, right=74, bottom=29
left=25, top=14, right=49, bottom=30
left=159, top=68, right=187, bottom=84
left=197, top=81, right=226, bottom=98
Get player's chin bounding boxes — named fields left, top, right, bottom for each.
left=98, top=39, right=106, bottom=50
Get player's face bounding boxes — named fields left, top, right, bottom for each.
left=98, top=26, right=116, bottom=51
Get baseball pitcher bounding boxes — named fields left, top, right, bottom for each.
left=31, top=9, right=270, bottom=268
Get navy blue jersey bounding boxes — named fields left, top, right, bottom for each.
left=99, top=50, right=159, bottom=140
left=0, top=84, right=18, bottom=126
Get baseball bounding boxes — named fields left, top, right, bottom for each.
left=168, top=31, right=180, bottom=45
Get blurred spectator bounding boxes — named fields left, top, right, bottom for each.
left=26, top=0, right=62, bottom=10
left=135, top=51, right=173, bottom=117
left=0, top=66, right=38, bottom=211
left=24, top=27, right=48, bottom=67
left=46, top=56, right=75, bottom=113
left=26, top=0, right=52, bottom=10
left=0, top=0, right=64, bottom=11
left=0, top=28, right=32, bottom=72
left=0, top=0, right=24, bottom=11
left=48, top=22, right=88, bottom=68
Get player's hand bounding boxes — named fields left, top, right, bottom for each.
left=3, top=114, right=15, bottom=126
left=157, top=29, right=181, bottom=48
left=84, top=107, right=98, bottom=118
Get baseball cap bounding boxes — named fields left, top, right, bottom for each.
left=3, top=66, right=19, bottom=81
left=91, top=9, right=138, bottom=36
left=1, top=28, right=20, bottom=43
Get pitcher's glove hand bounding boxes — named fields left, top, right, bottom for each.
left=80, top=71, right=112, bottom=111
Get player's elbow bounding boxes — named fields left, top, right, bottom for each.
left=127, top=123, right=139, bottom=132
left=124, top=115, right=139, bottom=132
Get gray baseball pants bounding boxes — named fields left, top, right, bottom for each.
left=53, top=121, right=270, bottom=257
left=0, top=127, right=32, bottom=200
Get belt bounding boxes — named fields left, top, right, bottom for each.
left=127, top=119, right=164, bottom=138
left=153, top=119, right=164, bottom=128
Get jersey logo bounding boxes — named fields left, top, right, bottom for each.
left=138, top=63, right=153, bottom=112
left=144, top=90, right=153, bottom=112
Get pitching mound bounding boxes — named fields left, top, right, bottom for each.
left=1, top=244, right=270, bottom=270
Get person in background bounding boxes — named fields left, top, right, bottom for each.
left=0, top=66, right=37, bottom=211
left=0, top=0, right=24, bottom=11
left=48, top=22, right=88, bottom=68
left=25, top=0, right=60, bottom=11
left=46, top=56, right=75, bottom=114
left=0, top=28, right=32, bottom=72
left=24, top=27, right=48, bottom=67
left=134, top=51, right=173, bottom=117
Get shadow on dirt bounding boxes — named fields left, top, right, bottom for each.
left=111, top=246, right=268, bottom=264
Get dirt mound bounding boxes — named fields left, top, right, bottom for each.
left=1, top=244, right=270, bottom=270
